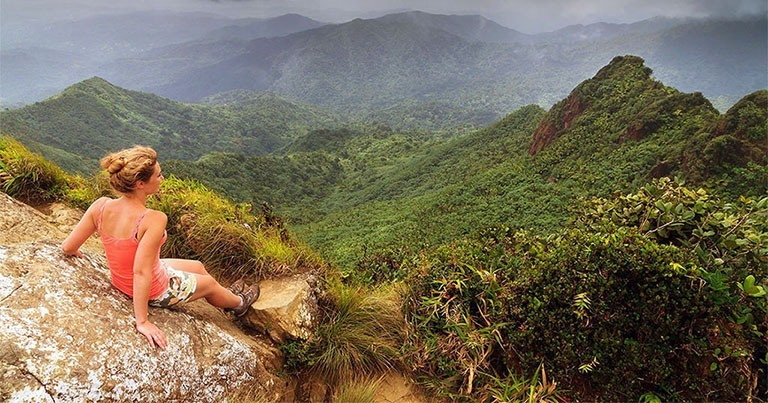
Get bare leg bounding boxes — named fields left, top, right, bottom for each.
left=161, top=258, right=210, bottom=276
left=187, top=274, right=242, bottom=309
left=160, top=259, right=241, bottom=309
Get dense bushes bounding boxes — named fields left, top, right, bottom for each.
left=403, top=179, right=766, bottom=401
left=1, top=136, right=73, bottom=202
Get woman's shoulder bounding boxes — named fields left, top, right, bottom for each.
left=84, top=197, right=112, bottom=214
left=136, top=209, right=167, bottom=240
left=91, top=196, right=112, bottom=207
left=142, top=209, right=168, bottom=225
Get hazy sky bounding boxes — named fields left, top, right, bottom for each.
left=2, top=0, right=766, bottom=33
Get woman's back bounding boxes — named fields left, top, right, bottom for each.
left=98, top=198, right=147, bottom=240
left=96, top=198, right=168, bottom=298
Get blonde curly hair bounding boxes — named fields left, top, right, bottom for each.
left=100, top=146, right=158, bottom=193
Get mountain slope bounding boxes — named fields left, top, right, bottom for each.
left=0, top=78, right=342, bottom=172
left=377, top=11, right=529, bottom=43
left=289, top=56, right=764, bottom=266
left=201, top=14, right=326, bottom=41
left=96, top=13, right=765, bottom=122
left=0, top=12, right=326, bottom=104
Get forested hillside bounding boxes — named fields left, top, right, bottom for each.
left=0, top=78, right=342, bottom=172
left=151, top=57, right=768, bottom=268
left=2, top=56, right=764, bottom=268
left=1, top=52, right=766, bottom=401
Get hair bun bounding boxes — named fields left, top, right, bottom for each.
left=101, top=154, right=127, bottom=174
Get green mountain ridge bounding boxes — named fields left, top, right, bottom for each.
left=0, top=78, right=343, bottom=172
left=280, top=56, right=767, bottom=266
left=156, top=56, right=766, bottom=267
left=1, top=56, right=765, bottom=270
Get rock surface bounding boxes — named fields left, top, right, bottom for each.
left=0, top=192, right=284, bottom=402
left=241, top=276, right=318, bottom=343
left=0, top=191, right=425, bottom=402
left=0, top=241, right=284, bottom=402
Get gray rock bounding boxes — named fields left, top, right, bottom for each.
left=0, top=240, right=284, bottom=402
left=240, top=276, right=318, bottom=344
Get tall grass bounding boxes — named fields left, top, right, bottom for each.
left=0, top=136, right=110, bottom=207
left=282, top=280, right=407, bottom=387
left=149, top=175, right=324, bottom=280
left=332, top=377, right=384, bottom=403
left=0, top=136, right=70, bottom=203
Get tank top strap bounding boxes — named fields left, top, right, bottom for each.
left=132, top=210, right=151, bottom=239
left=96, top=198, right=109, bottom=231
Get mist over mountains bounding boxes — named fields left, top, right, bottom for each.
left=2, top=10, right=766, bottom=125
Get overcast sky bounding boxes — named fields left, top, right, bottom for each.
left=2, top=0, right=766, bottom=33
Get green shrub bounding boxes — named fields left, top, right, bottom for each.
left=502, top=228, right=720, bottom=400
left=404, top=180, right=765, bottom=400
left=575, top=178, right=767, bottom=338
left=0, top=136, right=70, bottom=202
left=281, top=280, right=406, bottom=387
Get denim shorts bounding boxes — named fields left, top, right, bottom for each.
left=148, top=261, right=198, bottom=308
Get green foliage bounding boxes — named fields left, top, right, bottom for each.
left=148, top=176, right=323, bottom=280
left=500, top=228, right=718, bottom=400
left=288, top=56, right=762, bottom=271
left=486, top=364, right=563, bottom=403
left=402, top=179, right=766, bottom=400
left=0, top=136, right=69, bottom=202
left=0, top=79, right=343, bottom=173
left=680, top=90, right=768, bottom=196
left=365, top=100, right=499, bottom=133
left=280, top=280, right=406, bottom=386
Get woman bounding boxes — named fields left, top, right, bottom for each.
left=62, top=145, right=259, bottom=350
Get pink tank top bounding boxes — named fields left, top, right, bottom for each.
left=97, top=199, right=168, bottom=299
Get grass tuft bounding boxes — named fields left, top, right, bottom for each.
left=332, top=376, right=384, bottom=403
left=284, top=280, right=407, bottom=387
left=0, top=136, right=70, bottom=203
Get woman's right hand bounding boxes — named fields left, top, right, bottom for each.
left=135, top=320, right=167, bottom=349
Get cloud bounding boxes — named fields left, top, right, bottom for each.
left=3, top=0, right=766, bottom=33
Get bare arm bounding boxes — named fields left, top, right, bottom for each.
left=133, top=210, right=168, bottom=349
left=61, top=197, right=106, bottom=257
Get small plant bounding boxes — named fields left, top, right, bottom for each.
left=286, top=280, right=406, bottom=386
left=739, top=275, right=767, bottom=298
left=487, top=364, right=563, bottom=403
left=572, top=292, right=591, bottom=321
left=639, top=392, right=662, bottom=403
left=578, top=357, right=599, bottom=374
left=332, top=377, right=384, bottom=403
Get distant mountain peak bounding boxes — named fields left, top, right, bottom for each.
left=530, top=55, right=661, bottom=155
left=593, top=55, right=652, bottom=81
left=376, top=10, right=528, bottom=42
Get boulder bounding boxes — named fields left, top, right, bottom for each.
left=240, top=276, right=318, bottom=344
left=0, top=193, right=67, bottom=245
left=0, top=193, right=101, bottom=252
left=0, top=240, right=284, bottom=402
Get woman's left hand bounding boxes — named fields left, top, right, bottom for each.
left=135, top=320, right=167, bottom=349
